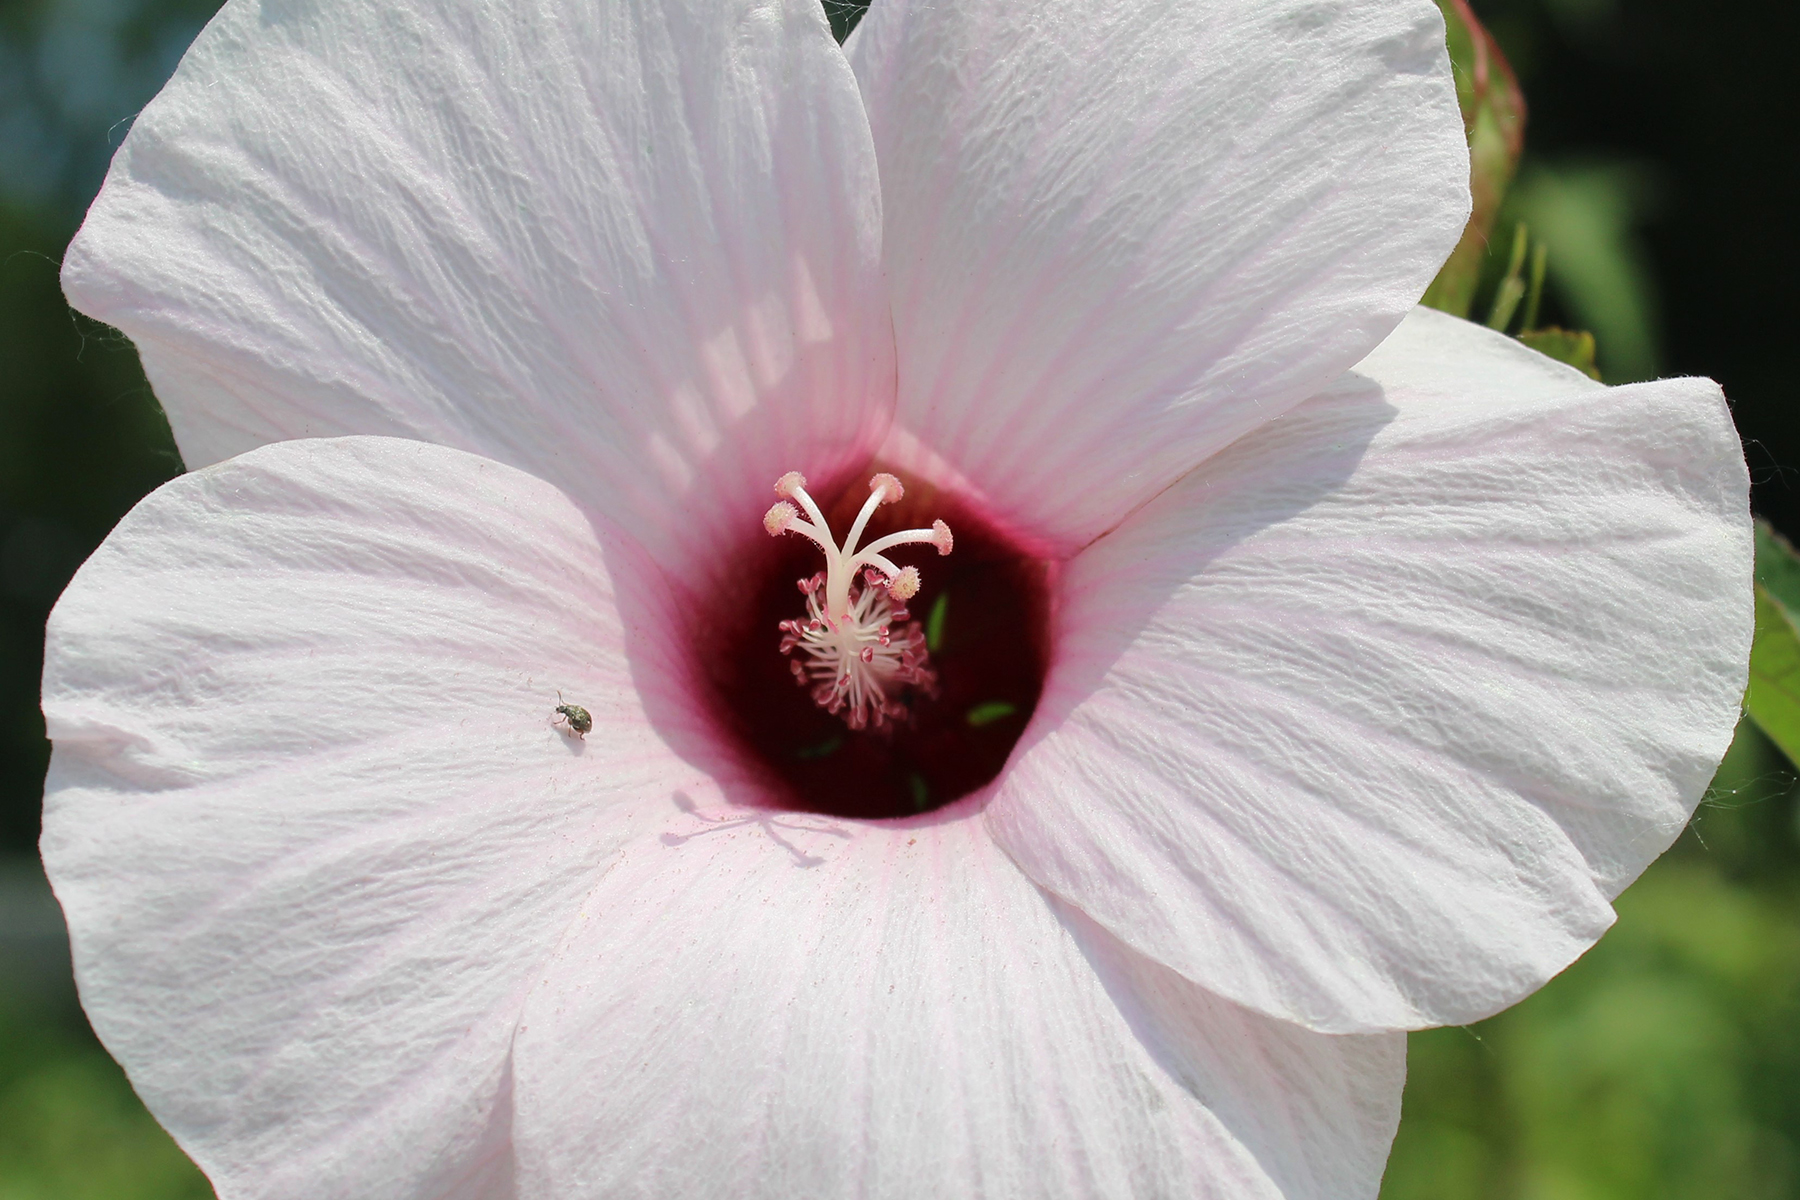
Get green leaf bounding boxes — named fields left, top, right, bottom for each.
left=965, top=700, right=1019, bottom=728
left=925, top=590, right=948, bottom=655
left=1743, top=585, right=1800, bottom=766
left=1420, top=0, right=1526, bottom=319
left=1505, top=163, right=1664, bottom=382
left=1484, top=222, right=1530, bottom=331
left=906, top=773, right=931, bottom=812
left=793, top=734, right=843, bottom=761
left=1520, top=239, right=1548, bottom=331
left=1753, top=519, right=1800, bottom=613
left=1516, top=327, right=1601, bottom=380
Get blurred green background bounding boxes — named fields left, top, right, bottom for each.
left=3, top=0, right=1798, bottom=1195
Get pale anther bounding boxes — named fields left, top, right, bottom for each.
left=888, top=565, right=921, bottom=601
left=764, top=501, right=798, bottom=535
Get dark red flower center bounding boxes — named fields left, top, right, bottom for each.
left=704, top=476, right=1051, bottom=819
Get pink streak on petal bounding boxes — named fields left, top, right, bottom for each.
left=512, top=802, right=1403, bottom=1199
left=41, top=436, right=731, bottom=1199
left=63, top=0, right=894, bottom=586
left=851, top=0, right=1468, bottom=553
left=989, top=309, right=1751, bottom=1034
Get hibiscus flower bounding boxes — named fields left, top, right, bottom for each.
left=41, top=0, right=1750, bottom=1195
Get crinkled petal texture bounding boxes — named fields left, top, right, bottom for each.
left=989, top=309, right=1753, bottom=1034
left=512, top=808, right=1403, bottom=1200
left=40, top=438, right=730, bottom=1200
left=848, top=0, right=1469, bottom=552
left=46, top=437, right=1405, bottom=1200
left=61, top=0, right=891, bottom=582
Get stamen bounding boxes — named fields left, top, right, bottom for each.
left=763, top=471, right=953, bottom=728
left=842, top=473, right=904, bottom=565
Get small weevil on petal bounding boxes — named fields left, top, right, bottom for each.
left=553, top=691, right=592, bottom=738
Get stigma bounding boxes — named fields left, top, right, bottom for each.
left=764, top=472, right=953, bottom=729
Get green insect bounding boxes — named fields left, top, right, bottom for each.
left=553, top=691, right=593, bottom=738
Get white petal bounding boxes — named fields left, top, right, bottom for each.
left=987, top=308, right=1752, bottom=1033
left=849, top=0, right=1468, bottom=553
left=41, top=438, right=729, bottom=1200
left=63, top=0, right=891, bottom=582
left=511, top=808, right=1403, bottom=1199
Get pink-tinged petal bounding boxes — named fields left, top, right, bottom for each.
left=511, top=808, right=1403, bottom=1200
left=41, top=437, right=728, bottom=1200
left=988, top=308, right=1752, bottom=1034
left=62, top=0, right=891, bottom=583
left=848, top=0, right=1468, bottom=553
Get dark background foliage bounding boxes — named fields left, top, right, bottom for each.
left=1, top=0, right=1796, bottom=1194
